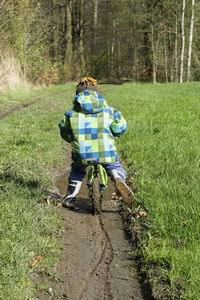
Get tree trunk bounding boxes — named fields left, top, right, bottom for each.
left=110, top=19, right=116, bottom=77
left=65, top=1, right=72, bottom=78
left=180, top=0, right=186, bottom=83
left=151, top=25, right=157, bottom=84
left=91, top=0, right=98, bottom=74
left=94, top=0, right=98, bottom=36
left=164, top=46, right=168, bottom=83
left=79, top=0, right=85, bottom=75
left=187, top=0, right=195, bottom=81
left=174, top=15, right=178, bottom=82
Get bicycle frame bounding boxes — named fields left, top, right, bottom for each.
left=87, top=164, right=108, bottom=200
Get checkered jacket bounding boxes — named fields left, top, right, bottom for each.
left=59, top=90, right=127, bottom=165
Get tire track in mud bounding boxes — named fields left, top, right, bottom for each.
left=55, top=167, right=114, bottom=300
left=48, top=171, right=145, bottom=300
left=76, top=214, right=113, bottom=300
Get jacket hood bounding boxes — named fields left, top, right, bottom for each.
left=73, top=90, right=107, bottom=114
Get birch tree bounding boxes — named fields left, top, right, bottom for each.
left=180, top=0, right=186, bottom=83
left=151, top=24, right=157, bottom=84
left=187, top=0, right=195, bottom=81
left=174, top=13, right=178, bottom=82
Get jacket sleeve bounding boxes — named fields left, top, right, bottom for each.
left=59, top=114, right=73, bottom=143
left=110, top=109, right=128, bottom=137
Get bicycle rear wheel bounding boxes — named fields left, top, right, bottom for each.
left=92, top=177, right=102, bottom=215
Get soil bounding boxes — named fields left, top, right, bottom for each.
left=34, top=146, right=152, bottom=300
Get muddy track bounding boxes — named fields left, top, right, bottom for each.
left=0, top=90, right=72, bottom=120
left=75, top=214, right=113, bottom=300
left=0, top=85, right=117, bottom=120
left=35, top=165, right=146, bottom=300
left=0, top=83, right=120, bottom=120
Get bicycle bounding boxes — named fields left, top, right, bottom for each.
left=87, top=164, right=108, bottom=215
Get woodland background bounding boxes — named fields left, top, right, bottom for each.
left=0, top=0, right=199, bottom=86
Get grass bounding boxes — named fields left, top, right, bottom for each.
left=0, top=83, right=75, bottom=116
left=0, top=84, right=75, bottom=299
left=0, top=82, right=199, bottom=299
left=103, top=82, right=200, bottom=299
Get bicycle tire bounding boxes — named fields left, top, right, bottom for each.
left=92, top=177, right=102, bottom=215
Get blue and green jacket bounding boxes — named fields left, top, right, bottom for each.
left=59, top=90, right=127, bottom=165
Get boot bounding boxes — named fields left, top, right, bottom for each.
left=111, top=170, right=134, bottom=204
left=62, top=180, right=82, bottom=209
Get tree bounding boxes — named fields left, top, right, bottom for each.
left=187, top=0, right=195, bottom=81
left=1, top=0, right=200, bottom=84
left=180, top=0, right=186, bottom=83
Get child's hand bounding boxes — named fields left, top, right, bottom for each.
left=110, top=121, right=121, bottom=137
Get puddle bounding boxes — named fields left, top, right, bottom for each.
left=55, top=170, right=89, bottom=200
left=55, top=170, right=116, bottom=202
left=55, top=171, right=69, bottom=196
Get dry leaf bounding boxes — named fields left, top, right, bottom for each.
left=30, top=255, right=43, bottom=267
left=43, top=195, right=50, bottom=205
left=57, top=203, right=62, bottom=207
left=182, top=220, right=187, bottom=226
left=138, top=210, right=147, bottom=217
left=48, top=287, right=53, bottom=295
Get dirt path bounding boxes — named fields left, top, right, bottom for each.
left=40, top=177, right=145, bottom=300
left=33, top=141, right=149, bottom=300
left=0, top=90, right=72, bottom=120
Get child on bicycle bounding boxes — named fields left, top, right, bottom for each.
left=59, top=77, right=134, bottom=208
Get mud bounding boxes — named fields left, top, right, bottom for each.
left=34, top=159, right=148, bottom=300
left=0, top=98, right=40, bottom=120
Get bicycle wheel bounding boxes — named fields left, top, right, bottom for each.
left=92, top=177, right=102, bottom=215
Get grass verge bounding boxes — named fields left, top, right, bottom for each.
left=0, top=84, right=75, bottom=299
left=104, top=82, right=200, bottom=300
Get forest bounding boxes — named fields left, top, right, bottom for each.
left=0, top=0, right=199, bottom=86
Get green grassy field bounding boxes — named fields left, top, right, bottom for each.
left=0, top=85, right=75, bottom=299
left=0, top=82, right=199, bottom=299
left=106, top=82, right=200, bottom=299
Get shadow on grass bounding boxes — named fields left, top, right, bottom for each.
left=0, top=171, right=40, bottom=189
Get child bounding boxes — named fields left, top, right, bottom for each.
left=59, top=77, right=134, bottom=208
